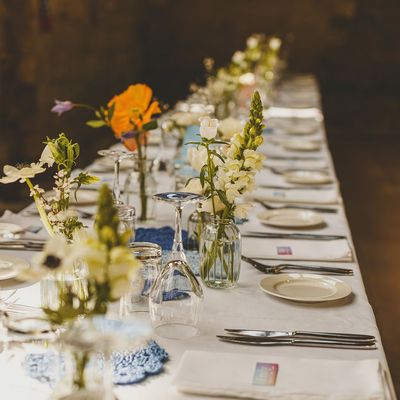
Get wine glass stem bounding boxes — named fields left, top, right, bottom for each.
left=113, top=158, right=121, bottom=203
left=172, top=204, right=186, bottom=261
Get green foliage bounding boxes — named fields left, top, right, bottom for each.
left=86, top=120, right=107, bottom=128
left=44, top=133, right=80, bottom=172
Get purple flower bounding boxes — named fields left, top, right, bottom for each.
left=51, top=100, right=74, bottom=116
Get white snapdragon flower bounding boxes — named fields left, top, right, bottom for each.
left=40, top=145, right=55, bottom=167
left=232, top=50, right=245, bottom=64
left=247, top=36, right=259, bottom=49
left=234, top=203, right=252, bottom=219
left=243, top=149, right=265, bottom=170
left=184, top=178, right=204, bottom=195
left=188, top=146, right=208, bottom=172
left=0, top=163, right=46, bottom=184
left=171, top=112, right=201, bottom=127
left=201, top=196, right=225, bottom=214
left=199, top=116, right=218, bottom=140
left=218, top=117, right=244, bottom=140
left=269, top=37, right=282, bottom=51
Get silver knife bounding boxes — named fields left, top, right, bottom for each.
left=242, top=232, right=346, bottom=240
left=217, top=336, right=377, bottom=350
left=258, top=185, right=334, bottom=191
left=224, top=329, right=375, bottom=341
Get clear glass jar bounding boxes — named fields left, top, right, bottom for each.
left=115, top=204, right=136, bottom=243
left=121, top=242, right=162, bottom=314
left=124, top=158, right=157, bottom=222
left=199, top=218, right=241, bottom=289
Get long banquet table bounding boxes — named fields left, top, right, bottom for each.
left=0, top=75, right=396, bottom=399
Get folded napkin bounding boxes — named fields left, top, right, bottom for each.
left=242, top=237, right=353, bottom=261
left=264, top=158, right=328, bottom=170
left=254, top=187, right=339, bottom=205
left=173, top=351, right=391, bottom=400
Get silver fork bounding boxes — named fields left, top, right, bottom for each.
left=241, top=255, right=353, bottom=275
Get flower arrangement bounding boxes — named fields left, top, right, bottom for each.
left=31, top=185, right=141, bottom=325
left=52, top=84, right=162, bottom=220
left=187, top=91, right=265, bottom=220
left=0, top=133, right=98, bottom=239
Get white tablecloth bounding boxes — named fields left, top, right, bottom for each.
left=0, top=76, right=396, bottom=399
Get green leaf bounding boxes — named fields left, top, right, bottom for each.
left=86, top=120, right=106, bottom=128
left=142, top=119, right=158, bottom=131
left=107, top=102, right=116, bottom=121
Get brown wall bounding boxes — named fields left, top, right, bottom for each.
left=1, top=0, right=399, bottom=207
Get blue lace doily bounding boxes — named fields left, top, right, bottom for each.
left=135, top=226, right=188, bottom=250
left=24, top=340, right=168, bottom=386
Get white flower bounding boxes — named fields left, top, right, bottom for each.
left=243, top=149, right=265, bottom=170
left=171, top=112, right=201, bottom=127
left=234, top=203, right=252, bottom=219
left=218, top=117, right=244, bottom=140
left=188, top=146, right=208, bottom=172
left=19, top=235, right=74, bottom=280
left=185, top=178, right=204, bottom=195
left=110, top=276, right=132, bottom=299
left=239, top=72, right=255, bottom=86
left=199, top=116, right=218, bottom=139
left=201, top=196, right=225, bottom=214
left=232, top=51, right=245, bottom=64
left=40, top=145, right=55, bottom=167
left=0, top=163, right=46, bottom=184
left=269, top=37, right=282, bottom=51
left=247, top=36, right=259, bottom=49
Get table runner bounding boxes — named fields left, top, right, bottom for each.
left=0, top=75, right=396, bottom=399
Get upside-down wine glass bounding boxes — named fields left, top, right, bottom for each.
left=97, top=149, right=132, bottom=204
left=149, top=192, right=204, bottom=339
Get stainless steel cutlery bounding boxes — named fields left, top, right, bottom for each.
left=0, top=240, right=44, bottom=251
left=217, top=329, right=377, bottom=349
left=258, top=184, right=334, bottom=191
left=256, top=200, right=338, bottom=214
left=241, top=232, right=346, bottom=240
left=241, top=255, right=353, bottom=275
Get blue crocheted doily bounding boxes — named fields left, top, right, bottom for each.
left=135, top=226, right=188, bottom=250
left=24, top=340, right=168, bottom=386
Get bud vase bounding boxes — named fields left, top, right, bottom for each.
left=124, top=158, right=157, bottom=222
left=199, top=218, right=241, bottom=289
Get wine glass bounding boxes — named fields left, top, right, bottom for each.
left=149, top=192, right=204, bottom=339
left=97, top=149, right=133, bottom=204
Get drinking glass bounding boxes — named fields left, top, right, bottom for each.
left=149, top=192, right=204, bottom=339
left=97, top=149, right=133, bottom=204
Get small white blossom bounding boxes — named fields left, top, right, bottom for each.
left=40, top=145, right=55, bottom=167
left=0, top=163, right=46, bottom=184
left=199, top=116, right=218, bottom=140
left=232, top=51, right=245, bottom=64
left=218, top=117, right=244, bottom=140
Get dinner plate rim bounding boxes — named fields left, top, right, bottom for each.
left=0, top=254, right=30, bottom=281
left=259, top=273, right=352, bottom=302
left=283, top=169, right=333, bottom=185
left=256, top=209, right=324, bottom=228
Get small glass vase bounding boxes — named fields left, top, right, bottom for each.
left=124, top=158, right=157, bottom=222
left=199, top=217, right=241, bottom=289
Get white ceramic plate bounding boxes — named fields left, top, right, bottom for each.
left=259, top=273, right=352, bottom=302
left=257, top=209, right=324, bottom=228
left=283, top=170, right=333, bottom=185
left=70, top=190, right=98, bottom=205
left=0, top=223, right=22, bottom=237
left=282, top=140, right=321, bottom=152
left=0, top=255, right=30, bottom=281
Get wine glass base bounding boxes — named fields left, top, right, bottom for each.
left=203, top=280, right=237, bottom=289
left=154, top=323, right=198, bottom=340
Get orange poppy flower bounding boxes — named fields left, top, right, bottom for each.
left=107, top=84, right=161, bottom=151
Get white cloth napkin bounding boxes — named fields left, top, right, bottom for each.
left=173, top=351, right=391, bottom=400
left=254, top=187, right=340, bottom=205
left=0, top=352, right=51, bottom=399
left=242, top=237, right=353, bottom=261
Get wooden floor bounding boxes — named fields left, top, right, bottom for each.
left=324, top=89, right=400, bottom=395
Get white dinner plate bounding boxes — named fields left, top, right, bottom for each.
left=0, top=223, right=22, bottom=237
left=257, top=209, right=324, bottom=228
left=0, top=255, right=30, bottom=281
left=91, top=156, right=133, bottom=172
left=259, top=273, right=352, bottom=302
left=283, top=170, right=333, bottom=185
left=282, top=140, right=321, bottom=152
left=70, top=190, right=99, bottom=206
